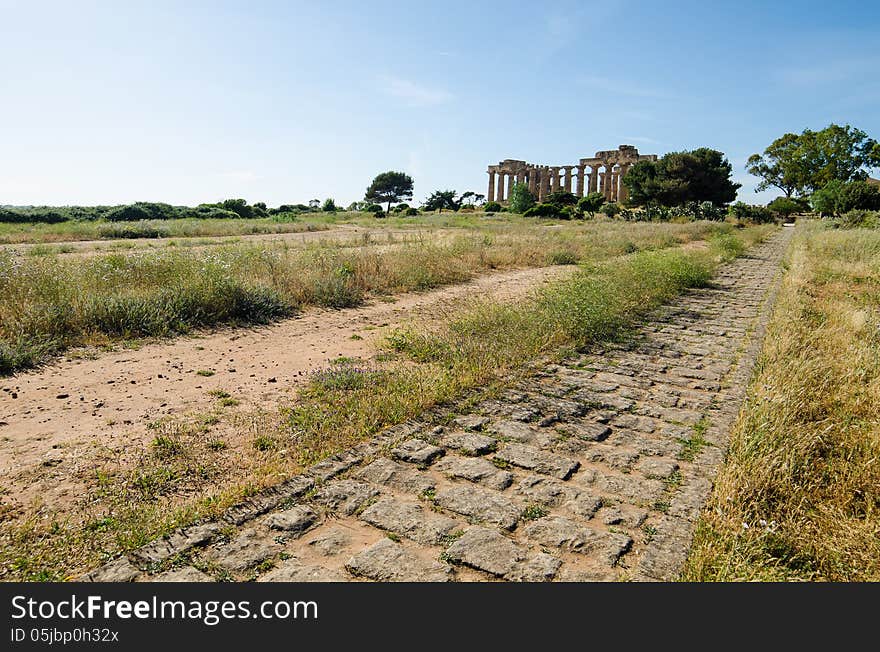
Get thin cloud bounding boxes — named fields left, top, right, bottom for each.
left=380, top=76, right=454, bottom=107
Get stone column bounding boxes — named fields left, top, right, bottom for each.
left=487, top=170, right=495, bottom=204
left=617, top=165, right=629, bottom=204
left=589, top=166, right=599, bottom=193
left=575, top=165, right=585, bottom=197
left=497, top=173, right=506, bottom=202
left=600, top=168, right=608, bottom=200
left=528, top=168, right=537, bottom=195
left=542, top=168, right=551, bottom=200
left=564, top=167, right=572, bottom=193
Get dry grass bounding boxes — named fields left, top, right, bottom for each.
left=685, top=221, right=880, bottom=581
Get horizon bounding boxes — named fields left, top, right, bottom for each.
left=2, top=0, right=878, bottom=208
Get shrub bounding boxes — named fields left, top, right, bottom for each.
left=523, top=203, right=563, bottom=219
left=483, top=201, right=502, bottom=213
left=730, top=201, right=771, bottom=223
left=600, top=203, right=621, bottom=218
left=838, top=210, right=880, bottom=229
left=404, top=207, right=420, bottom=216
left=392, top=203, right=410, bottom=212
left=546, top=190, right=578, bottom=206
left=578, top=192, right=605, bottom=217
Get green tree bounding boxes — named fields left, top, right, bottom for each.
left=811, top=179, right=880, bottom=216
left=322, top=198, right=337, bottom=212
left=577, top=192, right=605, bottom=217
left=746, top=133, right=806, bottom=197
left=624, top=148, right=740, bottom=207
left=748, top=124, right=880, bottom=197
left=365, top=171, right=415, bottom=215
left=508, top=183, right=536, bottom=214
left=483, top=201, right=502, bottom=213
left=423, top=189, right=459, bottom=212
left=767, top=197, right=800, bottom=220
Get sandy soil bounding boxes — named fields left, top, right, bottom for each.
left=0, top=265, right=574, bottom=515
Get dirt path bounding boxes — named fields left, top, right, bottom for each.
left=0, top=265, right=573, bottom=514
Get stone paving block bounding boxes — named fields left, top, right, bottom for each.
left=259, top=560, right=347, bottom=582
left=82, top=557, right=141, bottom=582
left=307, top=451, right=363, bottom=482
left=505, top=553, right=563, bottom=582
left=490, top=419, right=542, bottom=443
left=206, top=529, right=279, bottom=572
left=585, top=445, right=640, bottom=471
left=356, top=458, right=435, bottom=495
left=566, top=493, right=603, bottom=519
left=669, top=477, right=714, bottom=521
left=132, top=522, right=223, bottom=566
left=516, top=474, right=580, bottom=507
left=599, top=505, right=649, bottom=528
left=153, top=567, right=214, bottom=582
left=306, top=527, right=351, bottom=557
left=610, top=414, right=658, bottom=433
left=493, top=443, right=579, bottom=480
left=345, top=538, right=452, bottom=582
left=264, top=505, right=318, bottom=536
left=314, top=480, right=379, bottom=516
left=478, top=400, right=541, bottom=422
left=556, top=421, right=611, bottom=442
left=435, top=456, right=513, bottom=490
left=580, top=472, right=666, bottom=504
left=391, top=438, right=445, bottom=465
left=444, top=527, right=526, bottom=577
left=454, top=415, right=490, bottom=431
left=435, top=485, right=522, bottom=530
left=637, top=458, right=680, bottom=480
left=570, top=390, right=635, bottom=412
left=438, top=431, right=496, bottom=455
left=360, top=497, right=459, bottom=545
left=523, top=516, right=632, bottom=565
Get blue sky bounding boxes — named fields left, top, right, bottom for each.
left=2, top=0, right=878, bottom=207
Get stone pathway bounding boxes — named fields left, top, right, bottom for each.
left=84, top=228, right=793, bottom=582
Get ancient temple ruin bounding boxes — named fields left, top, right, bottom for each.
left=487, top=145, right=657, bottom=204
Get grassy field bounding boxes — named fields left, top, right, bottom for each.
left=685, top=221, right=880, bottom=581
left=0, top=215, right=335, bottom=244
left=0, top=219, right=735, bottom=374
left=0, top=222, right=774, bottom=580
